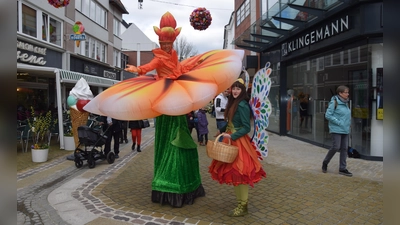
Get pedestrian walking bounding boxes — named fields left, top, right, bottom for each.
left=197, top=107, right=209, bottom=146
left=119, top=120, right=128, bottom=143
left=129, top=120, right=144, bottom=152
left=99, top=116, right=122, bottom=158
left=214, top=89, right=229, bottom=133
left=322, top=85, right=352, bottom=176
left=208, top=78, right=267, bottom=217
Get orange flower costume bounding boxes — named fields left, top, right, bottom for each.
left=83, top=12, right=244, bottom=208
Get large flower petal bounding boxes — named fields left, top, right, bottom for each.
left=83, top=49, right=244, bottom=120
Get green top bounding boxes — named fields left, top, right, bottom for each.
left=219, top=100, right=251, bottom=140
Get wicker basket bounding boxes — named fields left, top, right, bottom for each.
left=206, top=134, right=239, bottom=163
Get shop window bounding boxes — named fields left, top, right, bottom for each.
left=283, top=43, right=379, bottom=157
left=350, top=47, right=359, bottom=64
left=343, top=50, right=349, bottom=64
left=324, top=54, right=332, bottom=67
left=360, top=45, right=368, bottom=62
left=332, top=52, right=342, bottom=65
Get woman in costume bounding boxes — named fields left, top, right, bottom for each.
left=83, top=12, right=244, bottom=207
left=209, top=78, right=267, bottom=216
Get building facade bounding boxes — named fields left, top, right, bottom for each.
left=232, top=0, right=383, bottom=160
left=120, top=20, right=158, bottom=78
left=17, top=0, right=128, bottom=149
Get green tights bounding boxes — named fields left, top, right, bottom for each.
left=229, top=184, right=249, bottom=217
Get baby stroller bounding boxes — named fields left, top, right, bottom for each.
left=74, top=125, right=115, bottom=169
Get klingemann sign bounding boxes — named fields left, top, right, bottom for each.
left=282, top=15, right=350, bottom=57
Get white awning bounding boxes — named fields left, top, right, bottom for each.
left=58, top=69, right=119, bottom=87
left=18, top=64, right=120, bottom=87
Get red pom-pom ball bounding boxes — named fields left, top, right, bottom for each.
left=48, top=0, right=70, bottom=8
left=189, top=7, right=212, bottom=31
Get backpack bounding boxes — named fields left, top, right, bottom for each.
left=348, top=147, right=360, bottom=158
left=333, top=98, right=349, bottom=110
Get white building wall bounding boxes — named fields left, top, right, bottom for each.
left=224, top=13, right=235, bottom=50
left=121, top=23, right=158, bottom=51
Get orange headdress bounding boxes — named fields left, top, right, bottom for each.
left=153, top=12, right=181, bottom=43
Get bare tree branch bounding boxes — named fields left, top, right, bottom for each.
left=173, top=36, right=198, bottom=61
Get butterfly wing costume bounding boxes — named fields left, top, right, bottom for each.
left=249, top=62, right=273, bottom=158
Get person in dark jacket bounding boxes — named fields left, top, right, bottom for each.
left=197, top=107, right=209, bottom=146
left=100, top=116, right=122, bottom=158
left=186, top=111, right=199, bottom=142
left=322, top=85, right=352, bottom=176
left=129, top=120, right=144, bottom=152
left=119, top=120, right=128, bottom=144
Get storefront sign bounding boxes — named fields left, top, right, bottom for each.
left=103, top=71, right=117, bottom=79
left=69, top=34, right=86, bottom=40
left=83, top=64, right=98, bottom=75
left=17, top=40, right=47, bottom=65
left=282, top=15, right=350, bottom=57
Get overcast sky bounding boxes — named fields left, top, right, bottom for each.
left=120, top=0, right=234, bottom=54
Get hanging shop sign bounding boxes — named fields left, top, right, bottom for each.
left=17, top=40, right=47, bottom=66
left=71, top=21, right=86, bottom=47
left=282, top=15, right=351, bottom=57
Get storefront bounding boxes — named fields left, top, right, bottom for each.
left=17, top=39, right=120, bottom=149
left=256, top=2, right=383, bottom=160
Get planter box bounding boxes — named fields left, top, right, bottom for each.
left=31, top=148, right=49, bottom=163
left=64, top=136, right=75, bottom=151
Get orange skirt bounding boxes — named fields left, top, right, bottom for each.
left=208, top=134, right=266, bottom=187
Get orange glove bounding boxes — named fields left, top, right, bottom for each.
left=125, top=64, right=141, bottom=73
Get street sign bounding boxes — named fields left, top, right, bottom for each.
left=69, top=34, right=86, bottom=40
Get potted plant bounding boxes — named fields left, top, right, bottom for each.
left=63, top=122, right=75, bottom=150
left=28, top=107, right=57, bottom=162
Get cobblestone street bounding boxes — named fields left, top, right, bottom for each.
left=17, top=116, right=383, bottom=225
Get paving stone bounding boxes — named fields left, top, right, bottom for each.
left=17, top=115, right=383, bottom=225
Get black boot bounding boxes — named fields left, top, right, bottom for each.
left=137, top=145, right=141, bottom=152
left=131, top=143, right=136, bottom=150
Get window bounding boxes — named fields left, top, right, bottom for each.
left=113, top=49, right=121, bottom=67
left=79, top=0, right=107, bottom=28
left=42, top=14, right=62, bottom=46
left=19, top=3, right=62, bottom=47
left=236, top=0, right=250, bottom=26
left=76, top=0, right=82, bottom=11
left=22, top=4, right=36, bottom=37
left=81, top=36, right=107, bottom=63
left=121, top=53, right=128, bottom=69
left=113, top=18, right=121, bottom=36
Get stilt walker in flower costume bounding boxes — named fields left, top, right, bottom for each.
left=83, top=12, right=244, bottom=207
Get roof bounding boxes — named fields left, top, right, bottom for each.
left=109, top=0, right=129, bottom=14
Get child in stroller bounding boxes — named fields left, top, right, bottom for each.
left=74, top=125, right=115, bottom=168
